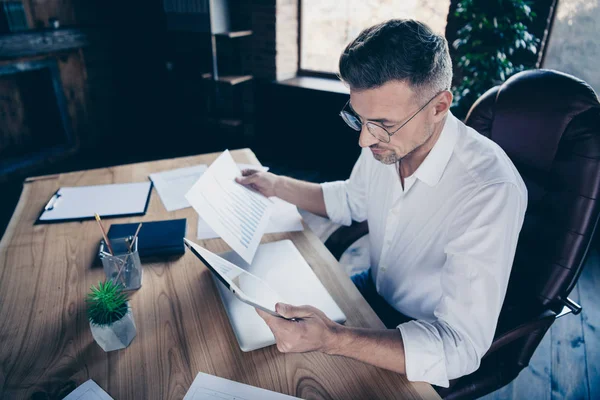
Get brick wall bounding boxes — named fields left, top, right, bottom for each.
left=250, top=0, right=298, bottom=81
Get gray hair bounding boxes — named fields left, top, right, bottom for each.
left=338, top=19, right=452, bottom=101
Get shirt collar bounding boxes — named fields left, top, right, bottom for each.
left=413, top=112, right=459, bottom=187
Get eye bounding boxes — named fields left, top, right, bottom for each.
left=383, top=124, right=395, bottom=129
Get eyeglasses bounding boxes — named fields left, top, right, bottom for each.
left=339, top=92, right=442, bottom=143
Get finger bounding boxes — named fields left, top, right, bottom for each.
left=241, top=169, right=259, bottom=177
left=235, top=173, right=258, bottom=185
left=256, top=308, right=291, bottom=332
left=275, top=303, right=315, bottom=319
left=256, top=307, right=274, bottom=321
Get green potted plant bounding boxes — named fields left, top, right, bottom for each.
left=451, top=0, right=540, bottom=118
left=86, top=280, right=136, bottom=351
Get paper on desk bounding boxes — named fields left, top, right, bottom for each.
left=150, top=164, right=268, bottom=212
left=150, top=165, right=208, bottom=211
left=63, top=379, right=113, bottom=400
left=184, top=372, right=300, bottom=400
left=197, top=197, right=303, bottom=240
left=185, top=150, right=273, bottom=263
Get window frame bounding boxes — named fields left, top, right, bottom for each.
left=296, top=0, right=341, bottom=80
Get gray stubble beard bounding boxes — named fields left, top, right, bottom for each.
left=373, top=123, right=435, bottom=166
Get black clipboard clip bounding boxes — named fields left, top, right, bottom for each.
left=44, top=192, right=62, bottom=211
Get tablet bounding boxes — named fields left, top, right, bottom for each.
left=184, top=239, right=285, bottom=317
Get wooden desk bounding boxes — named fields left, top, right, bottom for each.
left=0, top=149, right=440, bottom=399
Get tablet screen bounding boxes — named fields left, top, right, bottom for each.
left=230, top=271, right=285, bottom=314
left=184, top=239, right=285, bottom=314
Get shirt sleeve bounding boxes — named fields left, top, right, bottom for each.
left=398, top=181, right=526, bottom=387
left=320, top=148, right=370, bottom=226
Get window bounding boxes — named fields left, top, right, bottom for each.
left=543, top=0, right=600, bottom=95
left=299, top=0, right=452, bottom=75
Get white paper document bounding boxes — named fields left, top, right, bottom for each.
left=150, top=164, right=208, bottom=211
left=184, top=372, right=300, bottom=400
left=185, top=150, right=273, bottom=263
left=197, top=197, right=303, bottom=240
left=150, top=164, right=269, bottom=212
left=63, top=379, right=113, bottom=400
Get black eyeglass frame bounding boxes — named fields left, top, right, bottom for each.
left=339, top=90, right=446, bottom=143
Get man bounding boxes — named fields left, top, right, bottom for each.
left=235, top=19, right=527, bottom=388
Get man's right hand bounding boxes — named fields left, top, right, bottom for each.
left=236, top=168, right=328, bottom=218
left=235, top=169, right=280, bottom=198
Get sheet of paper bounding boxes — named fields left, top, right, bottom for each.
left=185, top=150, right=272, bottom=263
left=197, top=197, right=303, bottom=240
left=150, top=164, right=269, bottom=212
left=184, top=372, right=300, bottom=400
left=39, top=182, right=151, bottom=221
left=63, top=379, right=114, bottom=400
left=150, top=164, right=208, bottom=211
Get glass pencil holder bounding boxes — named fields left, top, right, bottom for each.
left=99, top=236, right=142, bottom=290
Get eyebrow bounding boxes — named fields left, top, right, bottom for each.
left=348, top=102, right=396, bottom=124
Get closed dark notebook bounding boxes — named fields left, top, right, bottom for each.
left=107, top=219, right=187, bottom=257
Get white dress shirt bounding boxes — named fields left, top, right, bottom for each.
left=321, top=112, right=527, bottom=387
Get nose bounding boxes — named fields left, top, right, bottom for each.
left=359, top=125, right=379, bottom=148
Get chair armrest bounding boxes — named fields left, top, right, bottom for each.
left=486, top=309, right=556, bottom=355
left=324, top=221, right=369, bottom=261
left=558, top=296, right=582, bottom=316
left=441, top=308, right=557, bottom=399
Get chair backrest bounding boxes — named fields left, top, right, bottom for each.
left=464, top=69, right=600, bottom=315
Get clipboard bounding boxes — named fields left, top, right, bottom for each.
left=36, top=182, right=153, bottom=224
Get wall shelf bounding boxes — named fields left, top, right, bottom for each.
left=0, top=28, right=88, bottom=60
left=214, top=30, right=252, bottom=38
left=201, top=73, right=253, bottom=85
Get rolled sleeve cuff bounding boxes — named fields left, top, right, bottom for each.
left=320, top=181, right=352, bottom=226
left=398, top=321, right=450, bottom=388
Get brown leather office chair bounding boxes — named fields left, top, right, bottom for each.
left=324, top=69, right=600, bottom=399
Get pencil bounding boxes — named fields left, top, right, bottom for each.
left=94, top=213, right=114, bottom=255
left=130, top=222, right=143, bottom=250
left=116, top=222, right=143, bottom=286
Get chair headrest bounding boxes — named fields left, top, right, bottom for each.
left=466, top=69, right=600, bottom=172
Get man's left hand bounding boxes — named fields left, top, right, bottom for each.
left=256, top=303, right=343, bottom=354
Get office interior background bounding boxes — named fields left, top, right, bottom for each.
left=0, top=0, right=599, bottom=399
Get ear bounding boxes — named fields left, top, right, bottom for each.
left=432, top=90, right=453, bottom=123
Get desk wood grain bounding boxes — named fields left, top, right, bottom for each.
left=0, top=149, right=440, bottom=399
